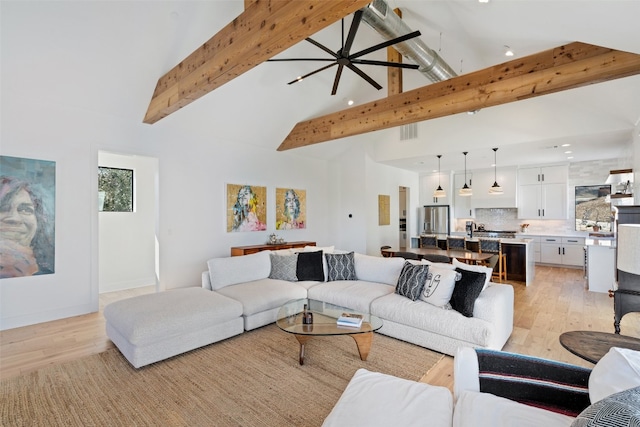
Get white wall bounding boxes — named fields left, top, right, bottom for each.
left=364, top=155, right=420, bottom=255
left=98, top=152, right=157, bottom=293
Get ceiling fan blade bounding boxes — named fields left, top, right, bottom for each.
left=305, top=37, right=339, bottom=58
left=267, top=58, right=336, bottom=62
left=346, top=63, right=382, bottom=91
left=286, top=62, right=337, bottom=85
left=331, top=64, right=345, bottom=95
left=350, top=30, right=421, bottom=60
left=352, top=59, right=420, bottom=69
left=342, top=9, right=363, bottom=56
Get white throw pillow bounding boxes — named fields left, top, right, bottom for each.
left=452, top=258, right=492, bottom=290
left=420, top=265, right=461, bottom=307
left=589, top=347, right=640, bottom=403
left=304, top=245, right=334, bottom=254
left=422, top=259, right=456, bottom=270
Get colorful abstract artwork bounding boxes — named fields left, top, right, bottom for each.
left=275, top=188, right=306, bottom=230
left=226, top=184, right=267, bottom=232
left=0, top=155, right=56, bottom=278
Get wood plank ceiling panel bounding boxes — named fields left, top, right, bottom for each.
left=278, top=42, right=640, bottom=151
left=144, top=0, right=370, bottom=124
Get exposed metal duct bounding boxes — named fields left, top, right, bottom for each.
left=361, top=0, right=457, bottom=82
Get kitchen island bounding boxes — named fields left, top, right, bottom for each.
left=418, top=233, right=535, bottom=286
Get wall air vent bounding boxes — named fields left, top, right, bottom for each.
left=400, top=123, right=418, bottom=141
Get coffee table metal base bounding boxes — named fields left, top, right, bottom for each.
left=294, top=332, right=373, bottom=365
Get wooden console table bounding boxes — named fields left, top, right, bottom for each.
left=230, top=241, right=316, bottom=256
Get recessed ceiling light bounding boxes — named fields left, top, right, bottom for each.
left=347, top=99, right=354, bottom=106
left=567, top=156, right=574, bottom=160
left=478, top=0, right=489, bottom=3
left=504, top=45, right=514, bottom=57
left=565, top=151, right=572, bottom=154
left=561, top=143, right=571, bottom=147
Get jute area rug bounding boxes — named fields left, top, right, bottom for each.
left=1, top=324, right=443, bottom=427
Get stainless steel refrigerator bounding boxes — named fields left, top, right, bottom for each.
left=420, top=205, right=450, bottom=235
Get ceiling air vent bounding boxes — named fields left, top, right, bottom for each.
left=400, top=123, right=418, bottom=141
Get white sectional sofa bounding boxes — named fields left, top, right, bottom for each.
left=201, top=247, right=514, bottom=357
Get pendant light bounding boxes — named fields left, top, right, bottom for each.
left=489, top=147, right=504, bottom=195
left=433, top=155, right=446, bottom=198
left=459, top=151, right=472, bottom=196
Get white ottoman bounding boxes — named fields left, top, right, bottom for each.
left=323, top=369, right=453, bottom=427
left=104, top=287, right=244, bottom=368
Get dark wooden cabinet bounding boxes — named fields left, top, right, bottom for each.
left=230, top=241, right=316, bottom=256
left=501, top=243, right=527, bottom=282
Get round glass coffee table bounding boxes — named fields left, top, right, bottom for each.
left=276, top=298, right=383, bottom=365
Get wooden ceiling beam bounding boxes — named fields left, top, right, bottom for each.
left=278, top=42, right=640, bottom=151
left=144, top=0, right=370, bottom=124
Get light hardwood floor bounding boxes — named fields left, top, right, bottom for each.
left=2, top=266, right=639, bottom=385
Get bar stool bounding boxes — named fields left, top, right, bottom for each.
left=446, top=236, right=468, bottom=251
left=420, top=235, right=439, bottom=249
left=479, top=238, right=507, bottom=282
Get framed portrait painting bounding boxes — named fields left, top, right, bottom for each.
left=0, top=155, right=56, bottom=278
left=226, top=184, right=267, bottom=232
left=275, top=188, right=306, bottom=230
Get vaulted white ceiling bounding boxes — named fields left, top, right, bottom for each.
left=3, top=0, right=639, bottom=173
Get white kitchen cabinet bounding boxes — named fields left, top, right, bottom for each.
left=519, top=165, right=567, bottom=185
left=471, top=167, right=518, bottom=208
left=518, top=165, right=568, bottom=220
left=419, top=173, right=450, bottom=206
left=540, top=236, right=585, bottom=267
left=453, top=173, right=474, bottom=218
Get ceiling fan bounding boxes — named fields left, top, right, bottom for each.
left=267, top=9, right=421, bottom=95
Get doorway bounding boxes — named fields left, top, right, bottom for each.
left=399, top=186, right=410, bottom=248
left=98, top=151, right=159, bottom=293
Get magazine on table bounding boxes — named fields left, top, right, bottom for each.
left=336, top=312, right=363, bottom=328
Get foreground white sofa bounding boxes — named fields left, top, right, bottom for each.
left=324, top=347, right=640, bottom=427
left=201, top=248, right=514, bottom=357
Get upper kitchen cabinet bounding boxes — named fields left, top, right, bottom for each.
left=471, top=167, right=518, bottom=208
left=420, top=172, right=450, bottom=206
left=518, top=165, right=568, bottom=219
left=453, top=172, right=474, bottom=218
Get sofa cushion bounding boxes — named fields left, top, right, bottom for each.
left=453, top=258, right=493, bottom=290
left=103, top=288, right=243, bottom=346
left=420, top=265, right=461, bottom=307
left=308, top=280, right=395, bottom=313
left=354, top=253, right=405, bottom=286
left=269, top=252, right=298, bottom=281
left=371, top=293, right=493, bottom=346
left=207, top=251, right=271, bottom=290
left=453, top=390, right=575, bottom=427
left=323, top=369, right=453, bottom=427
left=215, top=278, right=308, bottom=317
left=450, top=268, right=486, bottom=317
left=395, top=262, right=429, bottom=301
left=571, top=386, right=640, bottom=427
left=589, top=347, right=640, bottom=403
left=325, top=252, right=357, bottom=281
